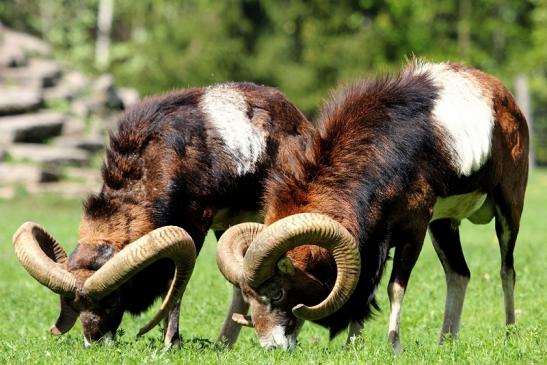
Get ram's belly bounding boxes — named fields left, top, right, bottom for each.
left=431, top=191, right=493, bottom=222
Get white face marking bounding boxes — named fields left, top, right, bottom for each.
left=259, top=325, right=297, bottom=350
left=413, top=63, right=494, bottom=176
left=83, top=331, right=114, bottom=347
left=201, top=85, right=267, bottom=175
left=432, top=191, right=487, bottom=222
left=102, top=331, right=114, bottom=345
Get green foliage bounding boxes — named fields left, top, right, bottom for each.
left=0, top=0, right=98, bottom=71
left=0, top=0, right=42, bottom=36
left=527, top=0, right=547, bottom=163
left=44, top=98, right=72, bottom=113
left=0, top=0, right=545, bottom=161
left=108, top=1, right=249, bottom=94
left=0, top=169, right=546, bottom=363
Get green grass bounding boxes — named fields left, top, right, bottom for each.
left=1, top=171, right=546, bottom=364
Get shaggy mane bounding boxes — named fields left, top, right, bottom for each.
left=101, top=91, right=201, bottom=190
left=264, top=61, right=440, bottom=337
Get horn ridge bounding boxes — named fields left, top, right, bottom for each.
left=216, top=222, right=264, bottom=285
left=12, top=222, right=77, bottom=296
left=81, top=226, right=196, bottom=335
left=242, top=213, right=360, bottom=320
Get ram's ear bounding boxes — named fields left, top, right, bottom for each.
left=50, top=296, right=79, bottom=335
left=276, top=257, right=295, bottom=276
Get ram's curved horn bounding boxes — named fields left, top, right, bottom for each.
left=216, top=223, right=264, bottom=285
left=13, top=222, right=78, bottom=297
left=81, top=226, right=196, bottom=335
left=243, top=213, right=360, bottom=320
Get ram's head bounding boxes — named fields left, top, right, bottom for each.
left=217, top=213, right=360, bottom=350
left=13, top=222, right=196, bottom=346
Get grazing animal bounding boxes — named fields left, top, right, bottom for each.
left=217, top=61, right=529, bottom=350
left=13, top=82, right=315, bottom=347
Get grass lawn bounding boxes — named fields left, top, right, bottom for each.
left=0, top=170, right=546, bottom=364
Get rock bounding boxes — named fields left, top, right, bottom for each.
left=71, top=99, right=94, bottom=118
left=0, top=24, right=50, bottom=67
left=0, top=59, right=62, bottom=88
left=7, top=144, right=90, bottom=166
left=61, top=117, right=87, bottom=136
left=0, top=87, right=43, bottom=115
left=0, top=42, right=27, bottom=67
left=52, top=135, right=105, bottom=152
left=118, top=87, right=140, bottom=109
left=0, top=25, right=51, bottom=58
left=0, top=164, right=60, bottom=184
left=63, top=167, right=102, bottom=185
left=0, top=111, right=66, bottom=144
left=44, top=70, right=90, bottom=101
left=94, top=111, right=121, bottom=132
left=92, top=74, right=123, bottom=109
left=0, top=186, right=16, bottom=199
left=26, top=181, right=99, bottom=199
left=93, top=74, right=114, bottom=93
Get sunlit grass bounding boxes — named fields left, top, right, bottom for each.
left=0, top=170, right=545, bottom=364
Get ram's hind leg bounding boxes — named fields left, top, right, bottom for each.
left=494, top=185, right=524, bottom=331
left=429, top=219, right=470, bottom=343
left=387, top=226, right=428, bottom=353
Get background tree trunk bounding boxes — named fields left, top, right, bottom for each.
left=95, top=0, right=113, bottom=71
left=458, top=0, right=471, bottom=59
left=515, top=74, right=535, bottom=169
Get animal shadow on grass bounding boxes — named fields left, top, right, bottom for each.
left=145, top=327, right=225, bottom=352
left=184, top=337, right=225, bottom=351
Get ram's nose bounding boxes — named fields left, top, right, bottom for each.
left=258, top=326, right=297, bottom=351
left=83, top=330, right=114, bottom=348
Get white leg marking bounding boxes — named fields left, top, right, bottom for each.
left=411, top=62, right=494, bottom=176
left=201, top=85, right=267, bottom=175
left=387, top=282, right=404, bottom=352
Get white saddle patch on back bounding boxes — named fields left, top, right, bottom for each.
left=201, top=85, right=267, bottom=175
left=432, top=191, right=488, bottom=222
left=413, top=63, right=494, bottom=176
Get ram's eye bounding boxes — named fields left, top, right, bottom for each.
left=272, top=290, right=283, bottom=302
